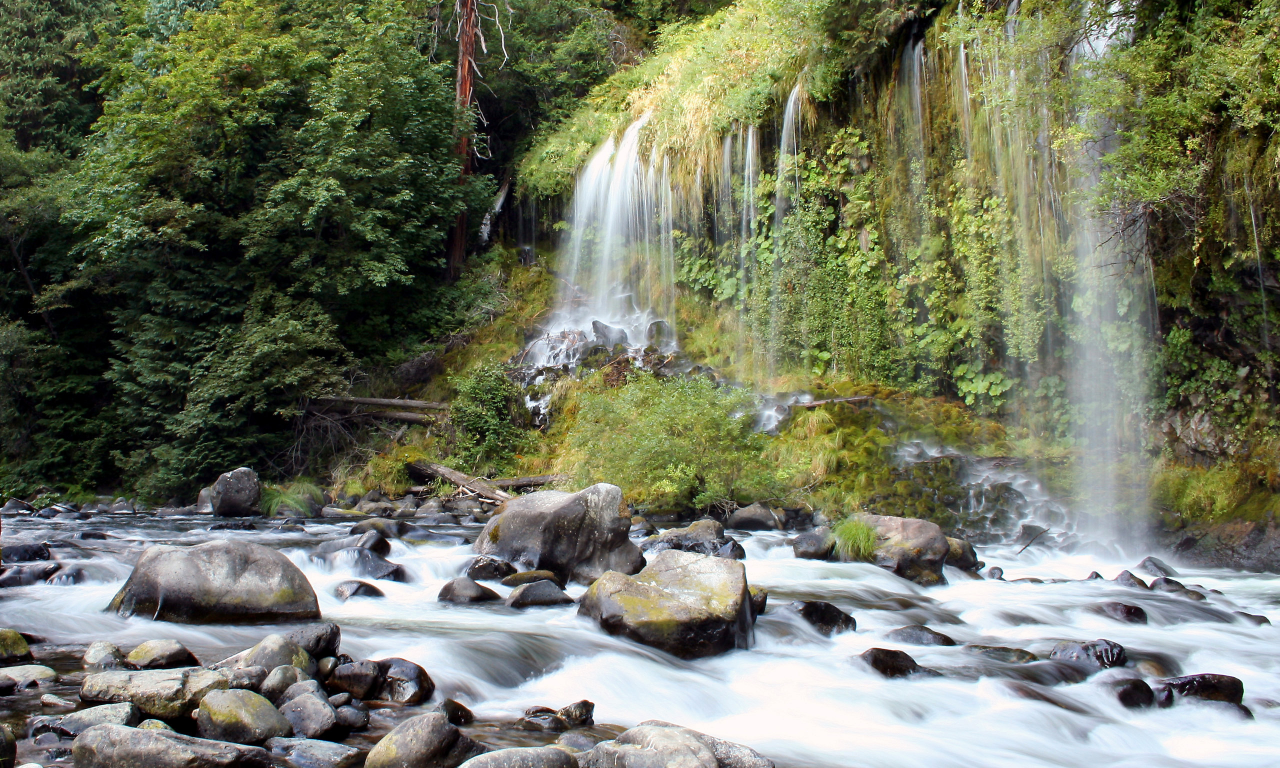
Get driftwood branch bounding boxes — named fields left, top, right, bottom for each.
left=314, top=396, right=448, bottom=411
left=409, top=461, right=512, bottom=503
left=306, top=407, right=440, bottom=426
left=790, top=396, right=872, bottom=409
left=408, top=473, right=566, bottom=495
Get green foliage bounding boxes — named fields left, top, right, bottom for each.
left=832, top=516, right=876, bottom=562
left=260, top=479, right=324, bottom=517
left=449, top=362, right=530, bottom=476
left=563, top=373, right=783, bottom=512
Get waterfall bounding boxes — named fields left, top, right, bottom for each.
left=526, top=114, right=678, bottom=366
left=767, top=84, right=804, bottom=378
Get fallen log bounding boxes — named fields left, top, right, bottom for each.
left=790, top=396, right=872, bottom=409
left=408, top=461, right=512, bottom=503
left=315, top=396, right=448, bottom=411
left=488, top=474, right=569, bottom=489
left=307, top=407, right=440, bottom=427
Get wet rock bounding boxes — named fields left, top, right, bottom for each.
left=0, top=675, right=13, bottom=696
left=417, top=513, right=460, bottom=525
left=127, top=639, right=199, bottom=670
left=788, top=527, right=839, bottom=558
left=474, top=483, right=645, bottom=585
left=466, top=556, right=517, bottom=582
left=315, top=532, right=391, bottom=558
left=209, top=520, right=258, bottom=531
left=556, top=731, right=599, bottom=752
left=748, top=586, right=767, bottom=620
left=280, top=694, right=337, bottom=740
left=81, top=667, right=228, bottom=719
left=1154, top=674, right=1244, bottom=707
left=197, top=689, right=292, bottom=745
left=861, top=514, right=950, bottom=587
left=1097, top=602, right=1148, bottom=624
left=1149, top=576, right=1186, bottom=593
left=281, top=680, right=326, bottom=703
left=459, top=748, right=577, bottom=768
left=138, top=719, right=173, bottom=731
left=235, top=635, right=318, bottom=678
left=0, top=561, right=61, bottom=587
left=791, top=601, right=855, bottom=636
left=108, top=540, right=320, bottom=623
left=726, top=503, right=782, bottom=531
left=986, top=566, right=1004, bottom=580
left=501, top=570, right=564, bottom=588
left=325, top=661, right=382, bottom=700
left=556, top=700, right=594, bottom=728
left=363, top=712, right=488, bottom=768
left=208, top=467, right=262, bottom=517
left=1048, top=639, right=1127, bottom=670
left=1235, top=611, right=1270, bottom=626
left=515, top=707, right=569, bottom=732
left=261, top=666, right=311, bottom=705
left=1111, top=678, right=1155, bottom=709
left=1, top=543, right=49, bottom=562
left=71, top=723, right=273, bottom=768
left=964, top=645, right=1037, bottom=664
left=859, top=648, right=922, bottom=678
left=1003, top=681, right=1091, bottom=714
left=579, top=721, right=772, bottom=768
left=334, top=704, right=368, bottom=730
left=348, top=519, right=411, bottom=538
left=83, top=641, right=129, bottom=672
left=0, top=629, right=32, bottom=665
left=1137, top=556, right=1178, bottom=578
left=1113, top=570, right=1149, bottom=590
left=325, top=548, right=408, bottom=582
left=227, top=666, right=269, bottom=692
left=41, top=693, right=75, bottom=707
left=885, top=625, right=956, bottom=646
left=266, top=737, right=360, bottom=768
left=507, top=580, right=575, bottom=608
left=334, top=580, right=384, bottom=601
left=579, top=550, right=753, bottom=659
left=3, top=665, right=56, bottom=688
left=945, top=537, right=979, bottom=570
left=53, top=703, right=142, bottom=737
left=1014, top=524, right=1049, bottom=549
left=439, top=576, right=500, bottom=604
left=375, top=658, right=434, bottom=705
left=285, top=624, right=341, bottom=662
left=434, top=699, right=475, bottom=726
left=0, top=724, right=13, bottom=768
left=644, top=519, right=743, bottom=559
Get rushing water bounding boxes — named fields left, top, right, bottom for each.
left=2, top=508, right=1279, bottom=768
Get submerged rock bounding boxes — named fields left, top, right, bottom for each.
left=579, top=550, right=753, bottom=659
left=861, top=514, right=951, bottom=586
left=474, top=483, right=645, bottom=585
left=0, top=628, right=32, bottom=665
left=1097, top=602, right=1148, bottom=624
left=315, top=532, right=391, bottom=558
left=72, top=723, right=273, bottom=768
left=334, top=580, right=384, bottom=601
left=266, top=737, right=361, bottom=768
left=964, top=645, right=1037, bottom=664
left=1111, top=678, right=1155, bottom=709
left=459, top=747, right=576, bottom=768
left=108, top=540, right=320, bottom=624
left=363, top=712, right=488, bottom=768
left=323, top=548, right=408, bottom=582
left=885, top=625, right=956, bottom=646
left=1154, top=674, right=1244, bottom=707
left=859, top=648, right=922, bottom=678
left=791, top=601, right=855, bottom=636
left=1048, top=639, right=1127, bottom=671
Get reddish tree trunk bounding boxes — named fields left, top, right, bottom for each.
left=448, top=0, right=479, bottom=279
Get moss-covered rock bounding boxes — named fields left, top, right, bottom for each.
left=861, top=514, right=951, bottom=586
left=197, top=689, right=292, bottom=745
left=0, top=628, right=31, bottom=665
left=80, top=667, right=228, bottom=719
left=363, top=712, right=487, bottom=768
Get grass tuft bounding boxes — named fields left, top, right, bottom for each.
left=832, top=516, right=877, bottom=562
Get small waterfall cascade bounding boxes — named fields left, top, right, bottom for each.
left=525, top=113, right=679, bottom=366
left=766, top=84, right=804, bottom=377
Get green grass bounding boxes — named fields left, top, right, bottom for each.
left=832, top=516, right=877, bottom=562
left=260, top=481, right=325, bottom=517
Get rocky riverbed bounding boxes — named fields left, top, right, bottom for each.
left=2, top=488, right=1279, bottom=768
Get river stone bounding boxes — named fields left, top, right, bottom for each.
left=507, top=580, right=574, bottom=608
left=861, top=514, right=951, bottom=586
left=885, top=625, right=956, bottom=646
left=1111, top=678, right=1155, bottom=708
left=80, top=667, right=228, bottom=718
left=0, top=543, right=49, bottom=562
left=348, top=519, right=412, bottom=538
left=335, top=703, right=369, bottom=730
left=0, top=629, right=32, bottom=665
left=285, top=624, right=341, bottom=663
left=375, top=658, right=434, bottom=704
left=326, top=548, right=408, bottom=582
left=1138, top=556, right=1178, bottom=578
left=227, top=666, right=269, bottom=691
left=279, top=694, right=337, bottom=740
left=945, top=537, right=979, bottom=570
left=791, top=529, right=834, bottom=561
left=643, top=519, right=743, bottom=559
left=1098, top=601, right=1148, bottom=624
left=139, top=719, right=174, bottom=731
left=1113, top=570, right=1149, bottom=589
left=282, top=680, right=326, bottom=703
left=197, top=689, right=293, bottom=745
left=334, top=580, right=385, bottom=601
left=434, top=699, right=475, bottom=726
left=56, top=703, right=141, bottom=736
left=459, top=748, right=577, bottom=768
left=266, top=737, right=361, bottom=768
left=0, top=724, right=13, bottom=768
left=791, top=601, right=855, bottom=636
left=557, top=732, right=599, bottom=752
left=2, top=664, right=56, bottom=688
left=1154, top=674, right=1244, bottom=706
left=1049, top=639, right=1127, bottom=670
left=261, top=666, right=312, bottom=704
left=0, top=675, right=13, bottom=696
left=364, top=712, right=488, bottom=768
left=239, top=635, right=318, bottom=677
left=439, top=576, right=501, bottom=604
left=726, top=503, right=781, bottom=531
left=326, top=661, right=382, bottom=700
left=128, top=639, right=199, bottom=670
left=209, top=467, right=262, bottom=517
left=501, top=570, right=565, bottom=588
left=83, top=641, right=129, bottom=671
left=965, top=645, right=1037, bottom=664
left=474, top=483, right=644, bottom=585
left=581, top=721, right=773, bottom=768
left=72, top=723, right=273, bottom=768
left=859, top=648, right=921, bottom=678
left=466, top=556, right=517, bottom=582
left=515, top=708, right=569, bottom=732
left=108, top=540, right=320, bottom=624
left=315, top=532, right=391, bottom=558
left=579, top=550, right=753, bottom=659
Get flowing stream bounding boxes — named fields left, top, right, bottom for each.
left=2, top=504, right=1278, bottom=767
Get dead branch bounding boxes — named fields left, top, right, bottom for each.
left=408, top=461, right=512, bottom=503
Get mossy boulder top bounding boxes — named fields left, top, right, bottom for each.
left=108, top=540, right=319, bottom=624
left=474, top=483, right=644, bottom=585
left=0, top=628, right=32, bottom=665
left=861, top=514, right=951, bottom=587
left=578, top=550, right=754, bottom=659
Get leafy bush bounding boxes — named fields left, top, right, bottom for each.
left=449, top=363, right=529, bottom=476
left=832, top=516, right=877, bottom=562
left=562, top=373, right=783, bottom=513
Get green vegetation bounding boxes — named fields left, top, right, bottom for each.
left=832, top=517, right=877, bottom=562
left=450, top=363, right=531, bottom=477
left=260, top=480, right=325, bottom=518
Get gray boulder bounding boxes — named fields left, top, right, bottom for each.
left=375, top=658, right=434, bottom=704
left=261, top=666, right=311, bottom=705
left=209, top=467, right=262, bottom=517
left=83, top=641, right=130, bottom=671
left=80, top=667, right=228, bottom=719
left=506, top=580, right=575, bottom=608
left=323, top=547, right=408, bottom=582
left=2, top=663, right=56, bottom=687
left=266, top=737, right=361, bottom=768
left=326, top=661, right=381, bottom=700
left=0, top=723, right=13, bottom=768
left=334, top=580, right=385, bottom=601
left=1048, top=639, right=1127, bottom=671
left=279, top=694, right=337, bottom=740
left=466, top=556, right=517, bottom=582
left=227, top=666, right=269, bottom=691
left=127, top=639, right=199, bottom=669
left=197, top=689, right=293, bottom=745
left=229, top=634, right=318, bottom=677
left=643, top=519, right=744, bottom=559
left=861, top=514, right=950, bottom=586
left=725, top=503, right=782, bottom=531
left=364, top=712, right=488, bottom=768
left=579, top=550, right=753, bottom=659
left=285, top=623, right=342, bottom=661
left=459, top=748, right=577, bottom=768
left=315, top=532, right=391, bottom=558
left=108, top=540, right=320, bottom=623
left=579, top=721, right=772, bottom=768
left=474, top=483, right=644, bottom=585
left=945, top=537, right=979, bottom=570
left=72, top=723, right=272, bottom=768
left=791, top=529, right=833, bottom=561
left=56, top=703, right=141, bottom=737
left=439, top=576, right=501, bottom=604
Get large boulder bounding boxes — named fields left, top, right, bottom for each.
left=791, top=529, right=834, bottom=561
left=108, top=540, right=320, bottom=623
left=579, top=721, right=772, bottom=768
left=579, top=550, right=753, bottom=659
left=861, top=514, right=950, bottom=586
left=642, top=519, right=744, bottom=559
left=725, top=503, right=782, bottom=531
left=208, top=468, right=262, bottom=517
left=56, top=703, right=142, bottom=737
left=80, top=667, right=229, bottom=719
left=197, top=689, right=293, bottom=745
left=364, top=712, right=488, bottom=768
left=72, top=723, right=272, bottom=768
left=474, top=483, right=644, bottom=585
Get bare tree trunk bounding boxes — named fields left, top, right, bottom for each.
left=448, top=0, right=479, bottom=279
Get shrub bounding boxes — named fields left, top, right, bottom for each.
left=449, top=363, right=530, bottom=476
left=832, top=516, right=877, bottom=562
left=562, top=373, right=784, bottom=513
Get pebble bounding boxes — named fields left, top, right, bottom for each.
left=39, top=694, right=74, bottom=708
